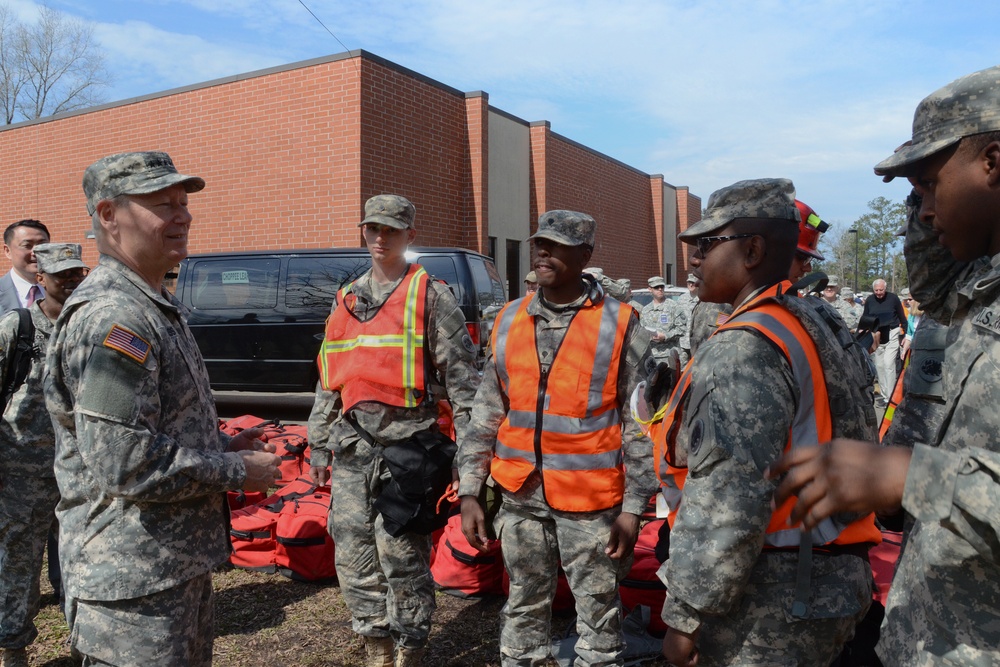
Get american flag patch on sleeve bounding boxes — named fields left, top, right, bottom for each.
left=103, top=324, right=151, bottom=364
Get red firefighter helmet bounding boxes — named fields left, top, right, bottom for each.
left=795, top=200, right=829, bottom=261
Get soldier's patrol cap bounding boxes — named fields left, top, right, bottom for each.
left=900, top=287, right=911, bottom=299
left=530, top=210, right=596, bottom=247
left=34, top=243, right=88, bottom=274
left=361, top=194, right=416, bottom=230
left=648, top=276, right=666, bottom=288
left=678, top=178, right=799, bottom=243
left=584, top=267, right=604, bottom=279
left=523, top=271, right=537, bottom=283
left=686, top=273, right=697, bottom=284
left=83, top=151, right=205, bottom=216
left=840, top=287, right=854, bottom=299
left=827, top=275, right=840, bottom=287
left=875, top=65, right=1000, bottom=181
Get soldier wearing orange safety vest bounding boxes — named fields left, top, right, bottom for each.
left=308, top=194, right=480, bottom=667
left=644, top=179, right=878, bottom=667
left=457, top=210, right=656, bottom=667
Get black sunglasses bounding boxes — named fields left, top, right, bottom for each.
left=695, top=233, right=756, bottom=256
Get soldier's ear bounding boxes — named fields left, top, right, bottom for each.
left=983, top=140, right=1000, bottom=187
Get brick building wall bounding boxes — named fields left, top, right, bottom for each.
left=675, top=187, right=702, bottom=278
left=0, top=50, right=696, bottom=284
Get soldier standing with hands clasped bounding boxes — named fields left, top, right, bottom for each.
left=45, top=151, right=281, bottom=667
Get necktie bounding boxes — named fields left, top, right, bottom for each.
left=26, top=284, right=40, bottom=307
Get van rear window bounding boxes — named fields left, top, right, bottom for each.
left=188, top=259, right=280, bottom=310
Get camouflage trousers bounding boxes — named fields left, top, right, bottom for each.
left=66, top=571, right=213, bottom=667
left=0, top=474, right=59, bottom=649
left=497, top=483, right=631, bottom=667
left=327, top=435, right=434, bottom=649
left=676, top=549, right=872, bottom=666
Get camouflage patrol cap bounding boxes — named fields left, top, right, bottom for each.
left=875, top=65, right=1000, bottom=181
left=524, top=270, right=537, bottom=283
left=840, top=287, right=854, bottom=299
left=584, top=267, right=604, bottom=279
left=33, top=243, right=88, bottom=274
left=827, top=275, right=840, bottom=287
left=900, top=287, right=911, bottom=299
left=648, top=276, right=666, bottom=288
left=686, top=273, right=697, bottom=284
left=361, top=194, right=416, bottom=230
left=530, top=210, right=596, bottom=247
left=83, top=151, right=205, bottom=215
left=679, top=178, right=799, bottom=243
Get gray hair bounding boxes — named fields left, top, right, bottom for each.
left=872, top=278, right=887, bottom=290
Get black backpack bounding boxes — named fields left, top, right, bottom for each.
left=1, top=308, right=37, bottom=409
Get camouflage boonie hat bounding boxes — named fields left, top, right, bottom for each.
left=523, top=270, right=537, bottom=283
left=840, top=287, right=854, bottom=299
left=83, top=151, right=205, bottom=215
left=679, top=178, right=799, bottom=242
left=875, top=65, right=1000, bottom=181
left=648, top=276, right=666, bottom=288
left=530, top=210, right=596, bottom=247
left=34, top=243, right=88, bottom=274
left=826, top=275, right=840, bottom=287
left=361, top=194, right=416, bottom=230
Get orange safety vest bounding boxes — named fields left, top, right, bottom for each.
left=650, top=282, right=881, bottom=547
left=317, top=264, right=430, bottom=412
left=490, top=294, right=632, bottom=512
left=878, top=351, right=910, bottom=442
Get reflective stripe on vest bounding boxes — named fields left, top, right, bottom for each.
left=878, top=351, right=910, bottom=442
left=490, top=295, right=631, bottom=512
left=652, top=282, right=879, bottom=547
left=317, top=265, right=429, bottom=411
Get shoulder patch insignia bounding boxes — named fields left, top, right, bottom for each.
left=104, top=324, right=151, bottom=364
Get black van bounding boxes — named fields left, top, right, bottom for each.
left=175, top=247, right=507, bottom=392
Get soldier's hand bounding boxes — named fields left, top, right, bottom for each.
left=309, top=464, right=331, bottom=488
left=460, top=495, right=490, bottom=553
left=644, top=361, right=676, bottom=412
left=605, top=512, right=640, bottom=560
left=662, top=626, right=699, bottom=667
left=239, top=450, right=282, bottom=493
left=228, top=427, right=276, bottom=453
left=765, top=439, right=911, bottom=529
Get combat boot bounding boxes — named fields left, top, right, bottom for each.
left=394, top=647, right=425, bottom=667
left=2, top=648, right=29, bottom=667
left=363, top=636, right=394, bottom=667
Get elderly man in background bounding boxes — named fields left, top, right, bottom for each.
left=861, top=278, right=907, bottom=407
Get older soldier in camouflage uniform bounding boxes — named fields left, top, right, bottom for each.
left=309, top=195, right=479, bottom=667
left=0, top=244, right=86, bottom=667
left=45, top=152, right=280, bottom=667
left=658, top=179, right=873, bottom=667
left=640, top=276, right=687, bottom=360
left=458, top=210, right=655, bottom=667
left=770, top=65, right=1000, bottom=666
left=839, top=287, right=862, bottom=329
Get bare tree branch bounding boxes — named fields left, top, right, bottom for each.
left=1, top=3, right=111, bottom=124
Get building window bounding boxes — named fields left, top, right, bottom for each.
left=487, top=236, right=497, bottom=262
left=505, top=239, right=521, bottom=298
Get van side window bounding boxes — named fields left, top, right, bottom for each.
left=189, top=259, right=280, bottom=310
left=413, top=257, right=461, bottom=301
left=286, top=256, right=372, bottom=311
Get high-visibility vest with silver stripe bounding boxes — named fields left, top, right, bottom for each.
left=490, top=293, right=632, bottom=513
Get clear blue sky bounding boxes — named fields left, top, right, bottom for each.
left=11, top=0, right=1000, bottom=247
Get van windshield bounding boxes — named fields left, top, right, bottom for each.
left=287, top=256, right=372, bottom=311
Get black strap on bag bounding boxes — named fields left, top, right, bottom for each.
left=1, top=308, right=35, bottom=410
left=345, top=410, right=456, bottom=536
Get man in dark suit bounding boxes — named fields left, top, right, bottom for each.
left=0, top=220, right=50, bottom=315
